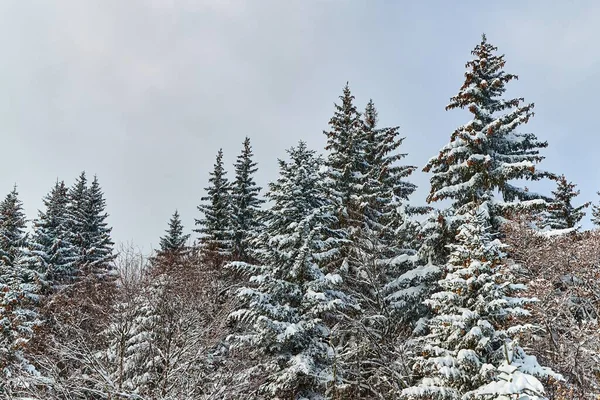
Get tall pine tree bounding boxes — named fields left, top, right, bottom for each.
left=424, top=34, right=552, bottom=232
left=65, top=172, right=114, bottom=277
left=0, top=186, right=28, bottom=267
left=66, top=172, right=89, bottom=264
left=195, top=149, right=233, bottom=268
left=544, top=175, right=589, bottom=230
left=229, top=142, right=353, bottom=399
left=152, top=210, right=190, bottom=268
left=591, top=192, right=600, bottom=228
left=323, top=83, right=365, bottom=229
left=84, top=175, right=115, bottom=273
left=25, top=180, right=79, bottom=283
left=231, top=137, right=264, bottom=263
left=0, top=187, right=42, bottom=391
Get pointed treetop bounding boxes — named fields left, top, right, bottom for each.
left=159, top=210, right=190, bottom=254
left=364, top=99, right=378, bottom=129
left=0, top=185, right=28, bottom=267
left=545, top=174, right=589, bottom=229
left=424, top=34, right=550, bottom=226
left=195, top=148, right=233, bottom=267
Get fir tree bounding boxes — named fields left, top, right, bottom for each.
left=66, top=173, right=115, bottom=276
left=332, top=101, right=433, bottom=397
left=591, top=192, right=600, bottom=228
left=323, top=83, right=365, bottom=228
left=363, top=99, right=417, bottom=209
left=544, top=175, right=589, bottom=230
left=83, top=175, right=115, bottom=273
left=424, top=34, right=552, bottom=231
left=229, top=142, right=354, bottom=399
left=195, top=149, right=233, bottom=268
left=401, top=208, right=560, bottom=399
left=231, top=137, right=264, bottom=263
left=0, top=252, right=43, bottom=392
left=0, top=186, right=28, bottom=267
left=359, top=99, right=422, bottom=264
left=0, top=187, right=42, bottom=390
left=152, top=210, right=190, bottom=268
left=24, top=180, right=79, bottom=283
left=66, top=172, right=89, bottom=262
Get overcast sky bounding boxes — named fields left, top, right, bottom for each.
left=1, top=1, right=599, bottom=252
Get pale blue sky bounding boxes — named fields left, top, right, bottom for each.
left=1, top=1, right=599, bottom=251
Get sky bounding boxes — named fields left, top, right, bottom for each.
left=1, top=0, right=600, bottom=252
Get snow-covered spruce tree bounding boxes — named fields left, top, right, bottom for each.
left=195, top=149, right=233, bottom=268
left=231, top=137, right=264, bottom=263
left=66, top=171, right=89, bottom=266
left=24, top=180, right=79, bottom=284
left=359, top=99, right=422, bottom=250
left=66, top=171, right=115, bottom=275
left=115, top=276, right=163, bottom=397
left=401, top=208, right=561, bottom=400
left=82, top=175, right=115, bottom=274
left=0, top=186, right=28, bottom=267
left=424, top=34, right=552, bottom=233
left=331, top=100, right=437, bottom=397
left=543, top=175, right=589, bottom=230
left=382, top=209, right=445, bottom=337
left=0, top=188, right=42, bottom=393
left=151, top=210, right=190, bottom=269
left=323, top=83, right=365, bottom=230
left=591, top=193, right=600, bottom=228
left=363, top=99, right=418, bottom=212
left=589, top=191, right=600, bottom=228
left=380, top=208, right=450, bottom=344
left=0, top=253, right=43, bottom=395
left=228, top=141, right=354, bottom=399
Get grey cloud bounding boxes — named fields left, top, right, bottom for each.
left=0, top=0, right=597, bottom=251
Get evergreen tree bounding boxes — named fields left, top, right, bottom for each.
left=363, top=99, right=417, bottom=209
left=591, top=192, right=600, bottom=227
left=65, top=172, right=114, bottom=276
left=544, top=175, right=589, bottom=230
left=152, top=210, right=190, bottom=268
left=115, top=278, right=163, bottom=396
left=66, top=172, right=89, bottom=262
left=83, top=175, right=115, bottom=272
left=195, top=149, right=233, bottom=268
left=229, top=142, right=354, bottom=399
left=424, top=34, right=552, bottom=231
left=332, top=101, right=434, bottom=397
left=0, top=252, right=43, bottom=392
left=0, top=186, right=28, bottom=267
left=323, top=83, right=365, bottom=228
left=0, top=188, right=42, bottom=391
left=401, top=209, right=560, bottom=399
left=25, top=180, right=79, bottom=283
left=231, top=137, right=264, bottom=263
left=359, top=99, right=423, bottom=264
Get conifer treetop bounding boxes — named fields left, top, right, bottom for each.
left=158, top=210, right=190, bottom=256
left=545, top=174, right=589, bottom=230
left=425, top=34, right=552, bottom=219
left=323, top=83, right=364, bottom=215
left=231, top=137, right=263, bottom=262
left=24, top=179, right=79, bottom=281
left=195, top=148, right=233, bottom=265
left=0, top=185, right=28, bottom=267
left=591, top=191, right=600, bottom=227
